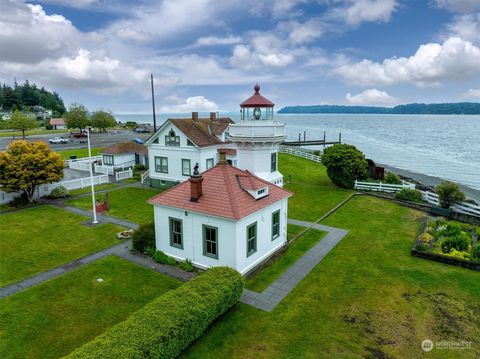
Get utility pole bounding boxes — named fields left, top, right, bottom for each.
left=150, top=73, right=157, bottom=132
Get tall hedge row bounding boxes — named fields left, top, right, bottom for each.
left=64, top=267, right=244, bottom=359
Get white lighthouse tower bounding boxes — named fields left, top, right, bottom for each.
left=228, top=84, right=286, bottom=187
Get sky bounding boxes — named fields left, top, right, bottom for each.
left=0, top=0, right=480, bottom=113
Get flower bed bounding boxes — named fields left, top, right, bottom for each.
left=412, top=218, right=480, bottom=271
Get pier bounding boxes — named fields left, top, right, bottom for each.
left=282, top=131, right=342, bottom=147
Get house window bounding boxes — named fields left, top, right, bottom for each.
left=169, top=217, right=183, bottom=249
left=272, top=210, right=280, bottom=240
left=271, top=152, right=277, bottom=172
left=155, top=156, right=168, bottom=173
left=246, top=222, right=257, bottom=257
left=165, top=129, right=180, bottom=146
left=203, top=225, right=218, bottom=259
left=103, top=155, right=114, bottom=165
left=182, top=159, right=191, bottom=176
left=187, top=139, right=195, bottom=146
left=206, top=158, right=214, bottom=170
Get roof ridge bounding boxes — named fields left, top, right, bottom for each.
left=222, top=165, right=241, bottom=219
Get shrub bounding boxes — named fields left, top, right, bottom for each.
left=440, top=232, right=470, bottom=253
left=45, top=123, right=53, bottom=130
left=435, top=181, right=465, bottom=209
left=472, top=245, right=480, bottom=262
left=321, top=144, right=368, bottom=188
left=8, top=192, right=29, bottom=207
left=415, top=243, right=429, bottom=252
left=49, top=186, right=69, bottom=198
left=419, top=232, right=433, bottom=244
left=437, top=223, right=462, bottom=238
left=131, top=222, right=155, bottom=252
left=395, top=188, right=423, bottom=202
left=65, top=267, right=244, bottom=359
left=152, top=250, right=177, bottom=266
left=180, top=258, right=195, bottom=272
left=133, top=164, right=145, bottom=171
left=384, top=172, right=401, bottom=184
left=447, top=249, right=470, bottom=260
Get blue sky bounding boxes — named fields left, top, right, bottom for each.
left=1, top=0, right=479, bottom=113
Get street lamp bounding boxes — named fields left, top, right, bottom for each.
left=87, top=128, right=98, bottom=224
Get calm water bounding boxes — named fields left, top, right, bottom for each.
left=115, top=113, right=480, bottom=190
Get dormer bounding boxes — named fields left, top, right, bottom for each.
left=236, top=174, right=269, bottom=200
left=165, top=129, right=180, bottom=146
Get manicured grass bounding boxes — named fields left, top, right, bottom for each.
left=0, top=204, right=8, bottom=212
left=57, top=147, right=103, bottom=159
left=0, top=128, right=70, bottom=138
left=0, top=205, right=123, bottom=286
left=181, top=196, right=480, bottom=359
left=68, top=183, right=118, bottom=196
left=287, top=223, right=305, bottom=240
left=0, top=255, right=181, bottom=359
left=65, top=187, right=161, bottom=224
left=246, top=228, right=327, bottom=292
left=280, top=153, right=352, bottom=221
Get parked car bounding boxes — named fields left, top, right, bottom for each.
left=133, top=127, right=150, bottom=133
left=48, top=137, right=69, bottom=144
left=71, top=132, right=87, bottom=138
left=133, top=138, right=145, bottom=144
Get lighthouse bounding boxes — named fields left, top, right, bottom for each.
left=228, top=84, right=286, bottom=187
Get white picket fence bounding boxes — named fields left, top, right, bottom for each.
left=115, top=169, right=133, bottom=181
left=66, top=155, right=102, bottom=167
left=354, top=180, right=415, bottom=193
left=279, top=146, right=321, bottom=163
left=420, top=190, right=480, bottom=217
left=94, top=164, right=114, bottom=175
left=0, top=174, right=110, bottom=204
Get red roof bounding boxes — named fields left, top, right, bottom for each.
left=240, top=84, right=274, bottom=108
left=149, top=164, right=291, bottom=220
left=103, top=142, right=148, bottom=155
left=50, top=118, right=65, bottom=125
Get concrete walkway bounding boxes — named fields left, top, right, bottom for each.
left=239, top=220, right=348, bottom=312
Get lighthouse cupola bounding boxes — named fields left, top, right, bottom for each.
left=240, top=83, right=275, bottom=121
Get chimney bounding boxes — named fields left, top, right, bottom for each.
left=218, top=149, right=227, bottom=164
left=210, top=112, right=216, bottom=121
left=192, top=112, right=199, bottom=122
left=189, top=163, right=203, bottom=202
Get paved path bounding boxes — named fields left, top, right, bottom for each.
left=239, top=220, right=348, bottom=312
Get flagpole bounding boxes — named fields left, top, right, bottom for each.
left=87, top=128, right=98, bottom=224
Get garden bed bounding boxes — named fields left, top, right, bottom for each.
left=412, top=218, right=480, bottom=271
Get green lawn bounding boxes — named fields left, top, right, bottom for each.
left=0, top=255, right=181, bottom=359
left=280, top=153, right=352, bottom=221
left=0, top=205, right=123, bottom=286
left=246, top=227, right=327, bottom=292
left=0, top=128, right=69, bottom=138
left=57, top=147, right=103, bottom=159
left=65, top=187, right=161, bottom=224
left=68, top=183, right=118, bottom=196
left=181, top=196, right=480, bottom=359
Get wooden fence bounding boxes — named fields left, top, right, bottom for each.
left=354, top=180, right=415, bottom=193
left=420, top=190, right=480, bottom=217
left=115, top=169, right=133, bottom=181
left=279, top=146, right=321, bottom=163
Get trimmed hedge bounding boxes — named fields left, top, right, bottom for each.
left=64, top=267, right=244, bottom=359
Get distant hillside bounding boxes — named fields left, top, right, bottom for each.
left=278, top=102, right=480, bottom=115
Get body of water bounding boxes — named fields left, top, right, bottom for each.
left=115, top=113, right=480, bottom=190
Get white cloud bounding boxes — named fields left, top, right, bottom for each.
left=330, top=0, right=398, bottom=26
left=283, top=19, right=325, bottom=44
left=445, top=12, right=480, bottom=44
left=435, top=0, right=480, bottom=13
left=345, top=88, right=397, bottom=105
left=37, top=0, right=99, bottom=9
left=462, top=88, right=480, bottom=99
left=195, top=35, right=243, bottom=46
left=160, top=95, right=219, bottom=113
left=335, top=37, right=480, bottom=86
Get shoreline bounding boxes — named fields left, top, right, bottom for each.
left=380, top=163, right=480, bottom=203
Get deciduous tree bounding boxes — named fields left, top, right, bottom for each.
left=91, top=111, right=116, bottom=132
left=8, top=110, right=37, bottom=139
left=322, top=144, right=368, bottom=188
left=0, top=141, right=64, bottom=202
left=65, top=103, right=90, bottom=131
left=436, top=181, right=465, bottom=209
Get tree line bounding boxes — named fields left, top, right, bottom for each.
left=64, top=104, right=116, bottom=133
left=278, top=102, right=480, bottom=115
left=0, top=80, right=66, bottom=117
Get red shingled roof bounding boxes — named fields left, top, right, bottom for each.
left=102, top=142, right=148, bottom=155
left=240, top=84, right=274, bottom=108
left=169, top=117, right=234, bottom=147
left=149, top=164, right=291, bottom=220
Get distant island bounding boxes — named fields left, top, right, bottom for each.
left=278, top=102, right=480, bottom=115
